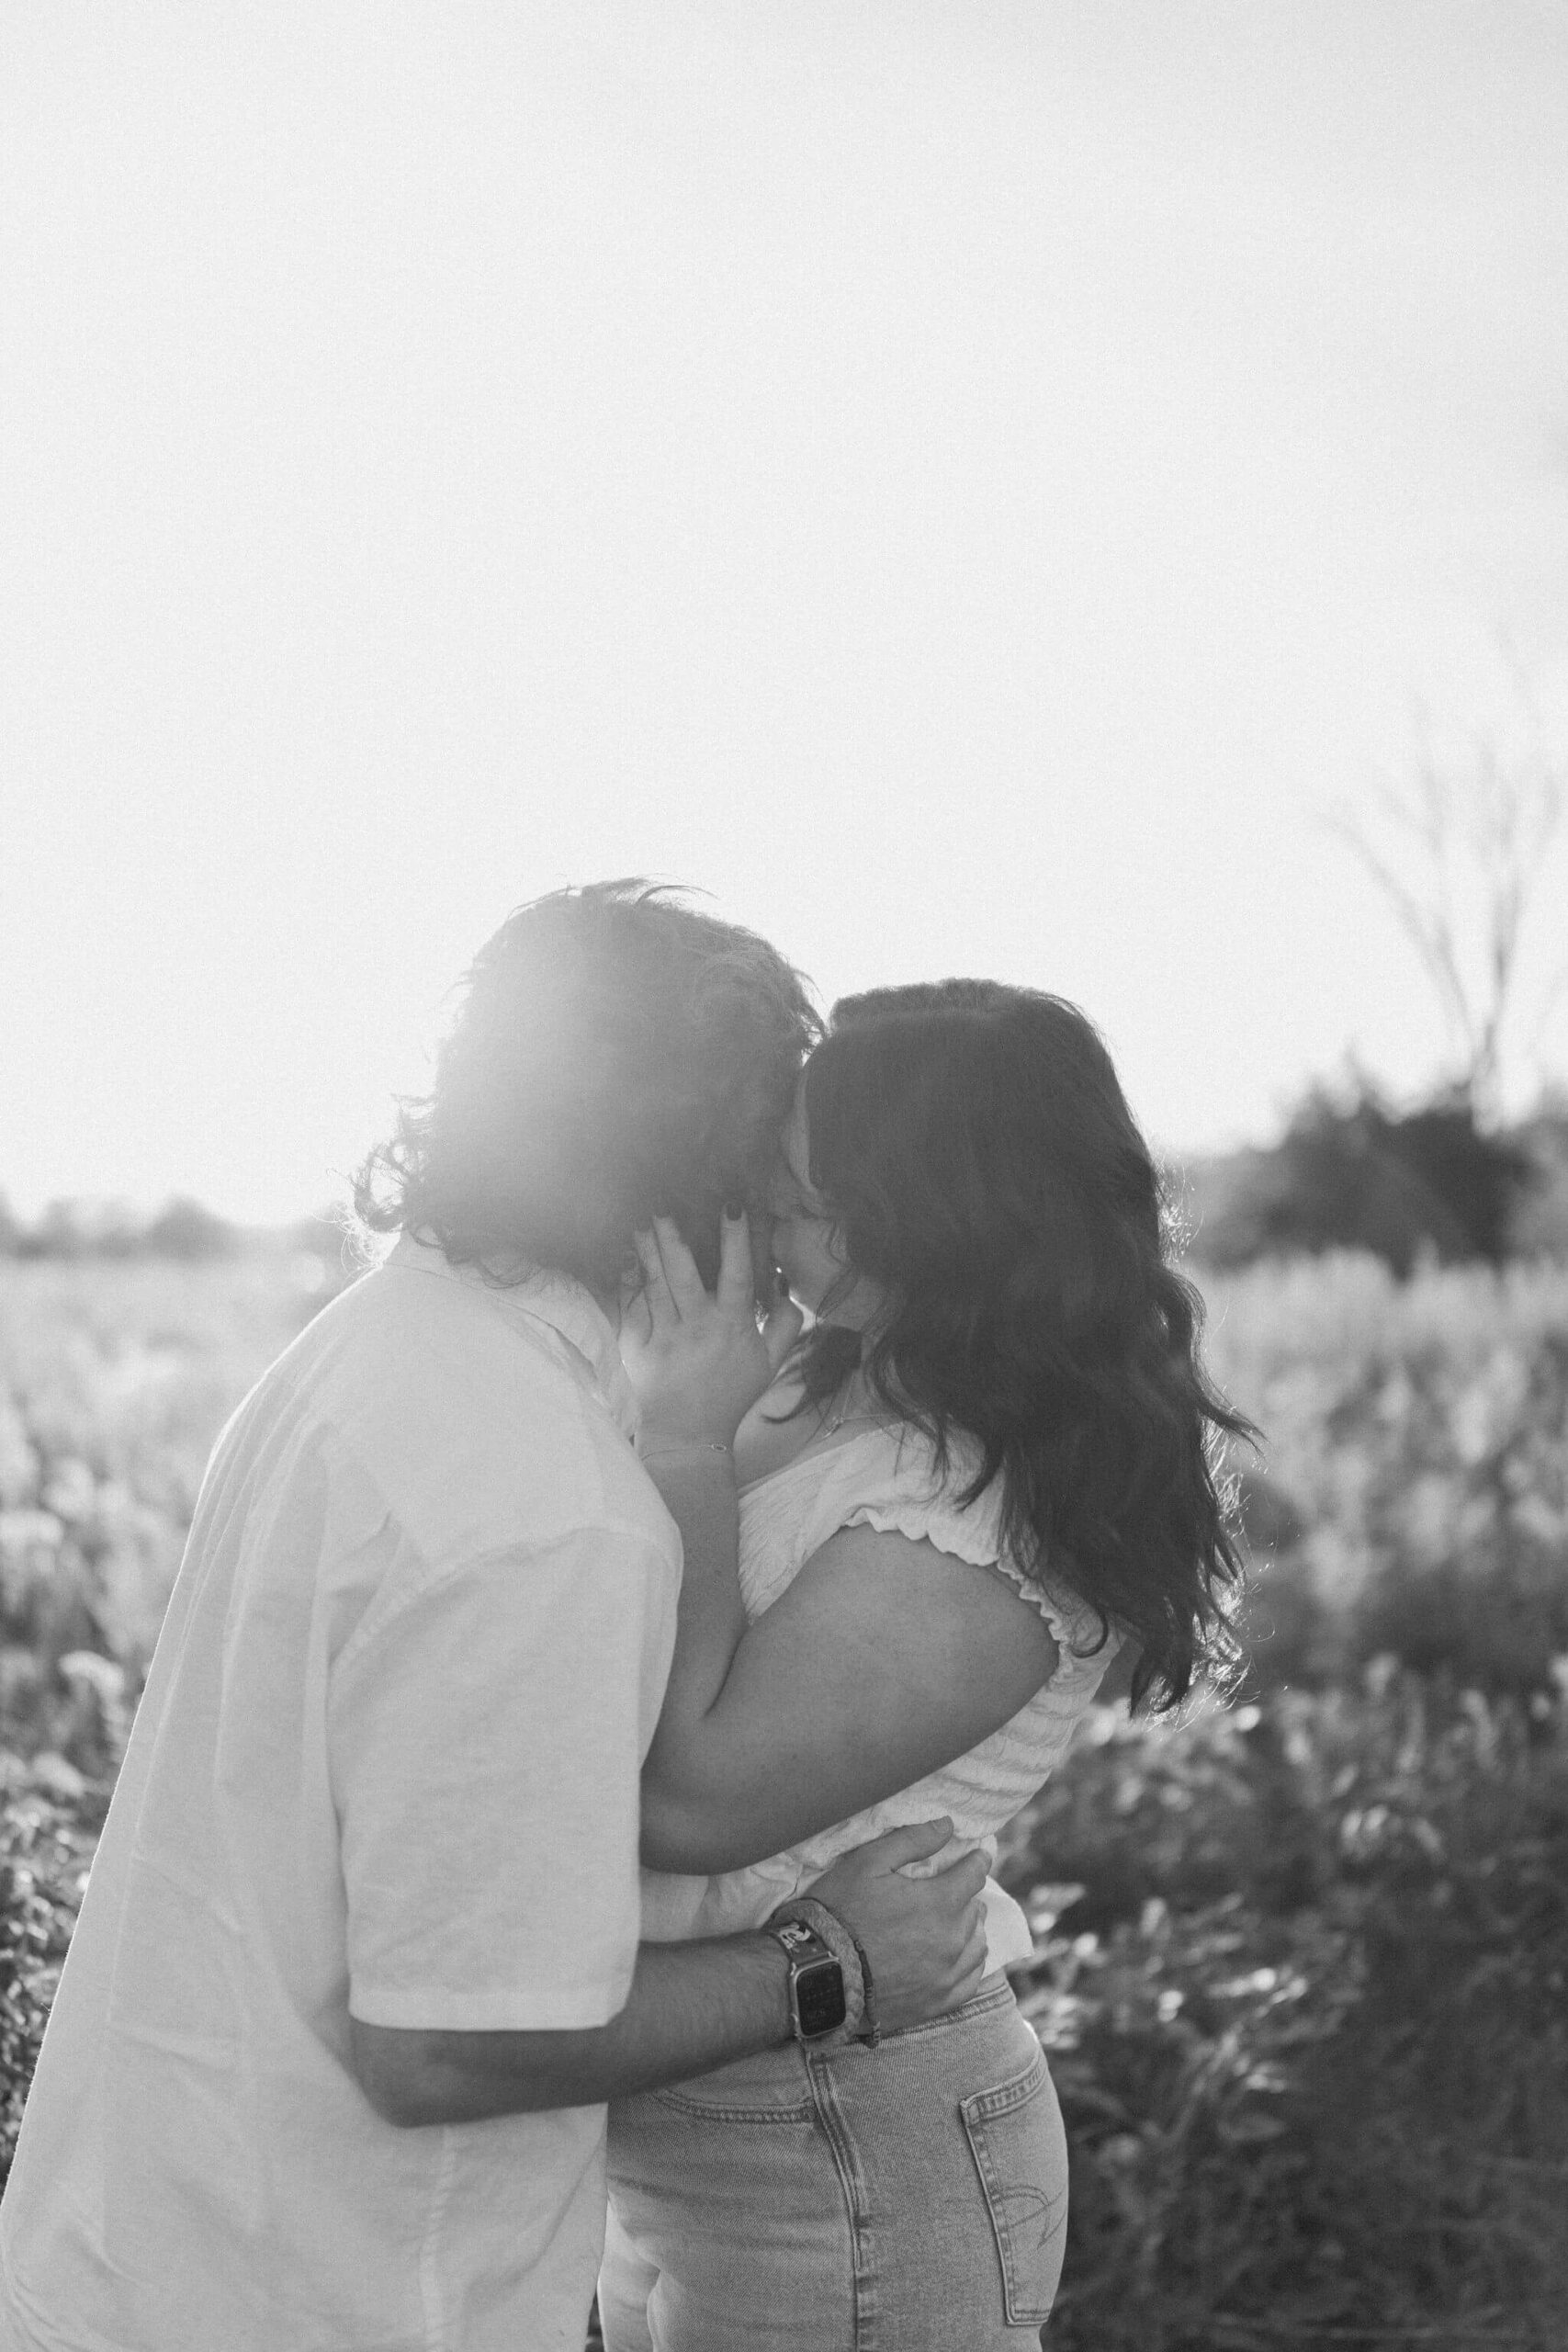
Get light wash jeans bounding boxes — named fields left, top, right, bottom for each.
left=600, top=1975, right=1067, bottom=2350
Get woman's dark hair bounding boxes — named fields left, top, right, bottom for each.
left=793, top=981, right=1258, bottom=1710
left=355, top=881, right=818, bottom=1295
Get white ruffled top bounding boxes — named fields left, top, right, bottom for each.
left=637, top=1420, right=1121, bottom=1973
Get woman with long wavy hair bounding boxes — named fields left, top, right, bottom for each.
left=602, top=979, right=1256, bottom=2352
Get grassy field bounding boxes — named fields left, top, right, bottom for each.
left=2, top=1249, right=1566, bottom=2348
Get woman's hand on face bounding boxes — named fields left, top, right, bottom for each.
left=623, top=1212, right=804, bottom=1450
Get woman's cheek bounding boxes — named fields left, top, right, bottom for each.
left=773, top=1227, right=819, bottom=1310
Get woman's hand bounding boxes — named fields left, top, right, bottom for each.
left=623, top=1212, right=803, bottom=1451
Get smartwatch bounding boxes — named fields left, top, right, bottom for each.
left=765, top=1919, right=849, bottom=2042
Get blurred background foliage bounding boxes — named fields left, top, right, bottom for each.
left=5, top=1084, right=1565, bottom=1283
left=999, top=1679, right=1568, bottom=2347
left=1, top=1180, right=1566, bottom=2346
left=1182, top=1090, right=1568, bottom=1277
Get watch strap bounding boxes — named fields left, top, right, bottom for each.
left=766, top=1898, right=867, bottom=2041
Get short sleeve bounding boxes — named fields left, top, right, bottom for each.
left=329, top=1527, right=674, bottom=2033
left=835, top=1435, right=1101, bottom=1660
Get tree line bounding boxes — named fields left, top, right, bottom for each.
left=3, top=1096, right=1566, bottom=1276
left=0, top=1196, right=344, bottom=1264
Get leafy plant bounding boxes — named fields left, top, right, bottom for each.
left=2, top=1253, right=1566, bottom=2347
left=0, top=1774, right=97, bottom=2188
left=1001, top=1679, right=1568, bottom=2347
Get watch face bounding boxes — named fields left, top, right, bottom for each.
left=795, top=1956, right=848, bottom=2039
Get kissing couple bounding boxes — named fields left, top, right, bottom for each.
left=0, top=880, right=1249, bottom=2351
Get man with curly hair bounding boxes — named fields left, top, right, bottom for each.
left=0, top=885, right=986, bottom=2352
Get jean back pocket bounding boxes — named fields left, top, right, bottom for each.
left=960, top=2049, right=1069, bottom=2326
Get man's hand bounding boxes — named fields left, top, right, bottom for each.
left=622, top=1212, right=802, bottom=1450
left=806, top=1817, right=989, bottom=2035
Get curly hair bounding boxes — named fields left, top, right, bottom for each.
left=355, top=881, right=818, bottom=1295
left=792, top=981, right=1258, bottom=1710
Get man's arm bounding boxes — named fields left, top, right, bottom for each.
left=350, top=1817, right=987, bottom=2127
left=351, top=1931, right=789, bottom=2126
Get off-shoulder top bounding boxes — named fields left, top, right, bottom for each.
left=637, top=1419, right=1120, bottom=1973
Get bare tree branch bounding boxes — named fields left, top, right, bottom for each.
left=1325, top=690, right=1566, bottom=1119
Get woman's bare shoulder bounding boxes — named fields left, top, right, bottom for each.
left=734, top=1374, right=827, bottom=1484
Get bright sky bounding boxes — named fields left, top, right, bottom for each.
left=3, top=2, right=1566, bottom=1223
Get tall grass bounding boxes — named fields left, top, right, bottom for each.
left=1199, top=1256, right=1568, bottom=1698
left=1, top=1250, right=1565, bottom=2345
left=0, top=1253, right=341, bottom=1755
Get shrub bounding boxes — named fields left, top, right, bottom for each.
left=1190, top=1089, right=1534, bottom=1275
left=141, top=1199, right=241, bottom=1261
left=1509, top=1104, right=1568, bottom=1258
left=0, top=1770, right=98, bottom=2188
left=1000, top=1679, right=1568, bottom=2347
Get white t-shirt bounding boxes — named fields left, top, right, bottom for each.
left=0, top=1238, right=681, bottom=2352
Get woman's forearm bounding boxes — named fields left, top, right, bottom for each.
left=640, top=1448, right=749, bottom=1781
